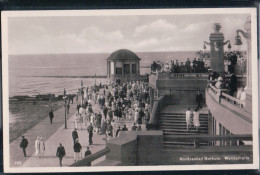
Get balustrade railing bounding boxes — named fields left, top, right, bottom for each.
left=222, top=92, right=243, bottom=107
left=70, top=147, right=110, bottom=167
left=147, top=95, right=168, bottom=129
left=157, top=72, right=208, bottom=79
left=164, top=134, right=252, bottom=147
left=207, top=83, right=243, bottom=108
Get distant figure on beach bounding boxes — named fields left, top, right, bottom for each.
left=39, top=137, right=45, bottom=157
left=73, top=139, right=82, bottom=162
left=185, top=107, right=192, bottom=131
left=193, top=109, right=200, bottom=131
left=72, top=128, right=78, bottom=144
left=56, top=143, right=66, bottom=167
left=49, top=109, right=54, bottom=124
left=87, top=123, right=94, bottom=145
left=84, top=146, right=92, bottom=166
left=35, top=136, right=40, bottom=157
left=20, top=136, right=28, bottom=157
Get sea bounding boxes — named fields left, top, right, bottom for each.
left=8, top=51, right=197, bottom=97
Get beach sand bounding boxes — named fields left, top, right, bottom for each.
left=9, top=100, right=64, bottom=142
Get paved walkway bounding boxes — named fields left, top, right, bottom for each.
left=10, top=88, right=147, bottom=167
left=21, top=101, right=107, bottom=167
left=9, top=100, right=77, bottom=167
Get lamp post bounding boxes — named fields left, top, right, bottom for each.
left=63, top=89, right=67, bottom=129
left=234, top=16, right=251, bottom=113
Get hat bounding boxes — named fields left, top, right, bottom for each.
left=218, top=77, right=223, bottom=81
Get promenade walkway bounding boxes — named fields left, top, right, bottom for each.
left=9, top=95, right=107, bottom=167
left=9, top=100, right=78, bottom=167
left=21, top=100, right=107, bottom=167
left=9, top=88, right=146, bottom=167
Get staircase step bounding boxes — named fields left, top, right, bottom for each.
left=163, top=141, right=209, bottom=147
left=160, top=114, right=208, bottom=118
left=163, top=132, right=204, bottom=135
left=159, top=116, right=208, bottom=120
left=160, top=126, right=208, bottom=130
left=159, top=120, right=208, bottom=124
left=159, top=123, right=208, bottom=127
left=159, top=111, right=209, bottom=148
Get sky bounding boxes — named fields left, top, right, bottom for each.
left=8, top=13, right=249, bottom=55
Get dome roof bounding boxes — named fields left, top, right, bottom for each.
left=107, top=49, right=141, bottom=61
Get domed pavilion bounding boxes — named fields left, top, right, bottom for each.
left=107, top=49, right=141, bottom=84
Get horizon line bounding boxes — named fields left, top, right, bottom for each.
left=8, top=50, right=201, bottom=56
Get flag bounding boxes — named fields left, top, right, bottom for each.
left=64, top=88, right=66, bottom=96
left=81, top=80, right=83, bottom=86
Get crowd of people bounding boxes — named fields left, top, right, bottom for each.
left=19, top=80, right=151, bottom=166
left=70, top=80, right=151, bottom=163
left=151, top=58, right=207, bottom=74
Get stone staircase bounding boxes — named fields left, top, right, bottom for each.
left=159, top=112, right=209, bottom=149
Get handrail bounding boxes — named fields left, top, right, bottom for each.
left=147, top=95, right=167, bottom=129
left=209, top=84, right=219, bottom=94
left=164, top=134, right=252, bottom=142
left=208, top=83, right=243, bottom=108
left=70, top=147, right=110, bottom=167
left=157, top=73, right=208, bottom=79
left=164, top=134, right=252, bottom=147
left=222, top=92, right=242, bottom=107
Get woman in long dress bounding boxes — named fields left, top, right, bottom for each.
left=185, top=107, right=192, bottom=131
left=35, top=136, right=40, bottom=157
left=193, top=109, right=200, bottom=131
left=39, top=137, right=45, bottom=157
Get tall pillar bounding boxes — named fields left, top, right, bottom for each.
left=244, top=16, right=252, bottom=114
left=130, top=63, right=132, bottom=75
left=215, top=120, right=220, bottom=146
left=205, top=23, right=230, bottom=76
left=137, top=61, right=139, bottom=75
left=122, top=61, right=124, bottom=79
left=149, top=87, right=154, bottom=112
left=114, top=61, right=116, bottom=76
left=107, top=61, right=110, bottom=78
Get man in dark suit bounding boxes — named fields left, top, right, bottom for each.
left=84, top=146, right=92, bottom=166
left=49, top=109, right=54, bottom=124
left=229, top=73, right=237, bottom=96
left=20, top=136, right=28, bottom=157
left=87, top=123, right=94, bottom=145
left=196, top=91, right=203, bottom=109
left=56, top=143, right=66, bottom=167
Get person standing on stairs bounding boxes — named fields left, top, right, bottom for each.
left=185, top=107, right=192, bottom=131
left=193, top=108, right=200, bottom=131
left=195, top=91, right=203, bottom=109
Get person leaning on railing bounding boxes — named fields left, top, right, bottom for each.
left=215, top=77, right=224, bottom=89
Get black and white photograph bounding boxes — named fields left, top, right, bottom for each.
left=2, top=8, right=258, bottom=172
